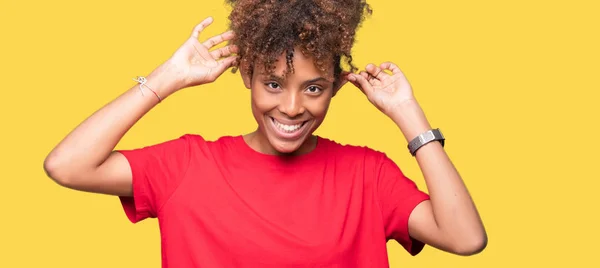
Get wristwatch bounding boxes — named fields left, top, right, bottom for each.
left=407, top=128, right=445, bottom=156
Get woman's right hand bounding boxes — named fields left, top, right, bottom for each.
left=43, top=17, right=239, bottom=197
left=166, top=16, right=239, bottom=90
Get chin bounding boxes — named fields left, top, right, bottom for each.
left=272, top=144, right=301, bottom=155
left=265, top=130, right=310, bottom=155
left=263, top=116, right=316, bottom=155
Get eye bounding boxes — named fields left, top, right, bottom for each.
left=265, top=82, right=280, bottom=89
left=306, top=85, right=322, bottom=94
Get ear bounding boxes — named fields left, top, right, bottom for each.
left=332, top=71, right=350, bottom=97
left=239, top=63, right=252, bottom=89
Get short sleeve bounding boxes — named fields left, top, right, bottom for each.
left=376, top=153, right=430, bottom=256
left=117, top=134, right=194, bottom=223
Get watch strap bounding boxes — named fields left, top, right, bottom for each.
left=407, top=128, right=445, bottom=156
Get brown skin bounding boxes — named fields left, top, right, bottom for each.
left=348, top=63, right=488, bottom=256
left=43, top=18, right=237, bottom=197
left=240, top=45, right=488, bottom=256
left=241, top=47, right=344, bottom=155
left=44, top=8, right=487, bottom=260
left=225, top=0, right=370, bottom=154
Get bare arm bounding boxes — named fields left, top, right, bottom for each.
left=348, top=62, right=487, bottom=256
left=43, top=65, right=180, bottom=196
left=43, top=17, right=238, bottom=196
left=390, top=100, right=487, bottom=256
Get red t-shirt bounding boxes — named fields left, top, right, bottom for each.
left=118, top=134, right=430, bottom=267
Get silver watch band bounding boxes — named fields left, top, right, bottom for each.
left=407, top=128, right=445, bottom=156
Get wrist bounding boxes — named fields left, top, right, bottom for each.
left=388, top=100, right=432, bottom=142
left=145, top=61, right=186, bottom=98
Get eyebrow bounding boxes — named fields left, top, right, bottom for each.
left=265, top=74, right=331, bottom=85
left=304, top=77, right=330, bottom=85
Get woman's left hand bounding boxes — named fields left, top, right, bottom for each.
left=347, top=62, right=417, bottom=116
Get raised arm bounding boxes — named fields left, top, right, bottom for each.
left=347, top=62, right=487, bottom=256
left=43, top=17, right=238, bottom=196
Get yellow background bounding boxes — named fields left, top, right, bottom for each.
left=1, top=0, right=598, bottom=267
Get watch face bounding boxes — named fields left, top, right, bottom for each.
left=408, top=129, right=445, bottom=156
left=424, top=131, right=435, bottom=142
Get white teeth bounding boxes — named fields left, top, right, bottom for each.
left=273, top=119, right=303, bottom=133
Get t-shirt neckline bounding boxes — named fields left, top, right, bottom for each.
left=233, top=135, right=329, bottom=168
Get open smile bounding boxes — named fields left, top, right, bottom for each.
left=269, top=116, right=310, bottom=140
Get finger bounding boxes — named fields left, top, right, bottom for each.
left=348, top=73, right=374, bottom=96
left=347, top=78, right=361, bottom=90
left=346, top=75, right=363, bottom=93
left=359, top=71, right=370, bottom=81
left=380, top=62, right=404, bottom=75
left=360, top=71, right=377, bottom=85
left=366, top=63, right=388, bottom=81
left=338, top=71, right=352, bottom=85
left=381, top=62, right=406, bottom=80
left=345, top=73, right=361, bottom=89
left=203, top=30, right=235, bottom=49
left=214, top=56, right=239, bottom=74
left=210, top=45, right=239, bottom=59
left=191, top=17, right=214, bottom=39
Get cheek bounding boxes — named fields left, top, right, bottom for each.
left=306, top=97, right=331, bottom=119
left=250, top=87, right=276, bottom=114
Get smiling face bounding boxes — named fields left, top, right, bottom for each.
left=241, top=48, right=341, bottom=155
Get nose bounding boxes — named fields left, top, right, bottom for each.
left=278, top=90, right=305, bottom=118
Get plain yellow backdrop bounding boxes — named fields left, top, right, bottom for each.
left=1, top=0, right=599, bottom=267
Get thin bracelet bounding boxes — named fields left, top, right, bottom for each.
left=133, top=76, right=162, bottom=103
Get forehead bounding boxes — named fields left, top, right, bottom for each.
left=254, top=48, right=335, bottom=81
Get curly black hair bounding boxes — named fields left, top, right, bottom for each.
left=226, top=0, right=372, bottom=81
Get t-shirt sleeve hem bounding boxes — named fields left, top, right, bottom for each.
left=119, top=196, right=151, bottom=223
left=399, top=193, right=430, bottom=256
left=116, top=149, right=153, bottom=223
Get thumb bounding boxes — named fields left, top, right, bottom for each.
left=348, top=73, right=374, bottom=97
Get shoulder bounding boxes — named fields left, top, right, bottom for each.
left=140, top=134, right=226, bottom=157
left=174, top=134, right=245, bottom=157
left=175, top=134, right=236, bottom=147
left=319, top=136, right=390, bottom=166
left=319, top=137, right=409, bottom=188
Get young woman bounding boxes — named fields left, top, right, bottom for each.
left=44, top=0, right=487, bottom=267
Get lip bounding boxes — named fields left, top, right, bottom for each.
left=268, top=116, right=310, bottom=140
